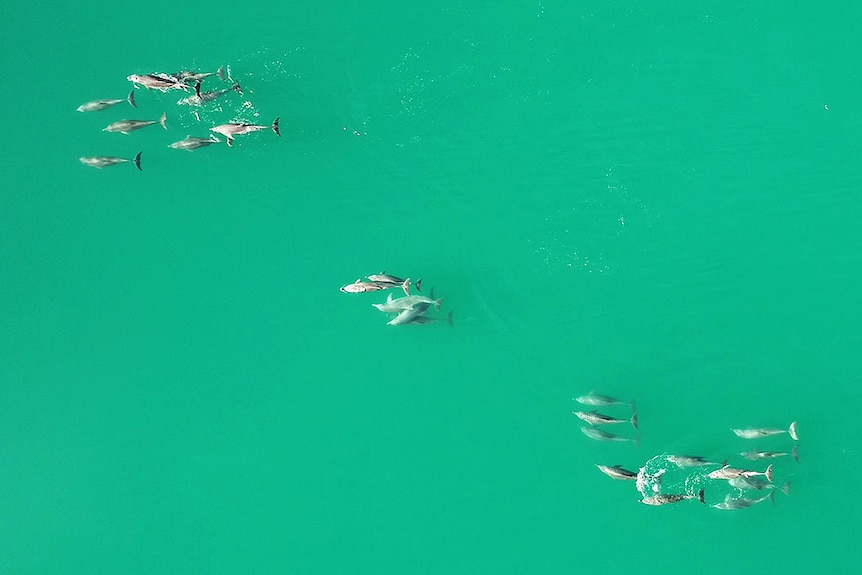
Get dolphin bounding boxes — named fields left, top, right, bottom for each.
left=366, top=273, right=422, bottom=292
left=168, top=135, right=220, bottom=152
left=731, top=421, right=798, bottom=441
left=574, top=392, right=635, bottom=412
left=740, top=445, right=799, bottom=462
left=666, top=455, right=716, bottom=468
left=178, top=81, right=242, bottom=106
left=573, top=410, right=638, bottom=430
left=104, top=112, right=167, bottom=134
left=708, top=463, right=773, bottom=482
left=210, top=117, right=280, bottom=146
left=729, top=476, right=791, bottom=494
left=340, top=278, right=412, bottom=295
left=387, top=302, right=433, bottom=326
left=641, top=489, right=705, bottom=506
left=372, top=292, right=442, bottom=313
left=580, top=427, right=636, bottom=443
left=596, top=464, right=639, bottom=480
left=172, top=65, right=226, bottom=83
left=76, top=90, right=136, bottom=112
left=79, top=152, right=142, bottom=170
left=712, top=492, right=773, bottom=510
left=127, top=73, right=188, bottom=92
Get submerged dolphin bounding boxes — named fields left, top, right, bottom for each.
left=172, top=65, right=226, bottom=83
left=372, top=293, right=442, bottom=313
left=641, top=489, right=705, bottom=506
left=574, top=392, right=635, bottom=412
left=740, top=445, right=799, bottom=462
left=580, top=427, right=636, bottom=443
left=666, top=455, right=716, bottom=468
left=729, top=476, right=791, bottom=494
left=168, top=135, right=220, bottom=151
left=79, top=151, right=142, bottom=170
left=387, top=302, right=433, bottom=326
left=210, top=117, right=280, bottom=146
left=712, top=492, right=773, bottom=510
left=76, top=90, right=136, bottom=112
left=104, top=112, right=167, bottom=134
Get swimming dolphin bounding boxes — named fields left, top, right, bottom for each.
left=168, top=135, right=220, bottom=151
left=79, top=152, right=142, bottom=170
left=711, top=492, right=773, bottom=510
left=574, top=393, right=635, bottom=412
left=573, top=410, right=638, bottom=430
left=127, top=73, right=188, bottom=92
left=731, top=422, right=798, bottom=441
left=666, top=455, right=716, bottom=468
left=387, top=301, right=433, bottom=326
left=366, top=273, right=422, bottom=292
left=729, top=476, right=791, bottom=494
left=172, top=65, right=226, bottom=83
left=340, top=278, right=412, bottom=295
left=641, top=489, right=705, bottom=506
left=740, top=445, right=799, bottom=462
left=76, top=90, right=136, bottom=112
left=580, top=427, right=636, bottom=443
left=708, top=463, right=773, bottom=482
left=372, top=293, right=442, bottom=313
left=104, top=112, right=167, bottom=134
left=210, top=117, right=280, bottom=146
left=596, top=464, right=639, bottom=480
left=178, top=81, right=242, bottom=106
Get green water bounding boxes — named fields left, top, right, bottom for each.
left=2, top=2, right=860, bottom=573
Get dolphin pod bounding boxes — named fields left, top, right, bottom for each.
left=79, top=63, right=280, bottom=171
left=340, top=273, right=452, bottom=327
left=575, top=393, right=800, bottom=509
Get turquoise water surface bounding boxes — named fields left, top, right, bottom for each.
left=2, top=2, right=861, bottom=573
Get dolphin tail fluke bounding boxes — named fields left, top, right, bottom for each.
left=127, top=90, right=137, bottom=108
left=226, top=136, right=233, bottom=147
left=133, top=151, right=142, bottom=171
left=631, top=412, right=639, bottom=430
left=789, top=421, right=799, bottom=441
left=781, top=481, right=791, bottom=495
left=159, top=112, right=167, bottom=130
left=434, top=298, right=443, bottom=311
left=765, top=464, right=773, bottom=483
left=217, top=65, right=226, bottom=82
left=272, top=117, right=280, bottom=136
left=791, top=445, right=799, bottom=462
left=194, top=81, right=202, bottom=98
left=446, top=311, right=453, bottom=326
left=415, top=278, right=422, bottom=292
left=698, top=489, right=705, bottom=504
left=232, top=82, right=243, bottom=95
left=769, top=489, right=776, bottom=504
left=401, top=279, right=411, bottom=296
left=629, top=400, right=637, bottom=413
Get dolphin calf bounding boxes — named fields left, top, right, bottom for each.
left=77, top=90, right=136, bottom=112
left=574, top=393, right=635, bottom=412
left=708, top=463, right=773, bottom=482
left=172, top=65, right=226, bottom=83
left=178, top=81, right=242, bottom=106
left=104, top=112, right=167, bottom=134
left=79, top=151, right=142, bottom=170
left=731, top=421, right=798, bottom=441
left=641, top=489, right=705, bottom=506
left=573, top=410, right=638, bottom=430
left=740, top=445, right=798, bottom=462
left=210, top=117, right=280, bottom=146
left=595, top=464, right=639, bottom=480
left=168, top=135, right=220, bottom=151
left=127, top=73, right=188, bottom=92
